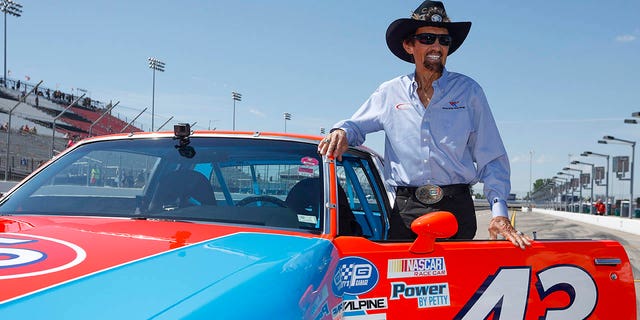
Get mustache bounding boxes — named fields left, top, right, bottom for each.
left=423, top=51, right=444, bottom=73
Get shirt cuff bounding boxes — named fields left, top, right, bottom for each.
left=490, top=198, right=509, bottom=218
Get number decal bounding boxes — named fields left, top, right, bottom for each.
left=455, top=265, right=598, bottom=320
left=0, top=237, right=45, bottom=268
left=454, top=267, right=530, bottom=320
left=536, top=265, right=597, bottom=320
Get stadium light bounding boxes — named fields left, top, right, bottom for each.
left=582, top=151, right=610, bottom=215
left=557, top=171, right=576, bottom=211
left=552, top=176, right=569, bottom=211
left=601, top=135, right=636, bottom=218
left=148, top=57, right=165, bottom=131
left=563, top=167, right=584, bottom=212
left=232, top=91, right=241, bottom=130
left=1, top=0, right=21, bottom=88
left=571, top=160, right=595, bottom=214
left=283, top=112, right=291, bottom=133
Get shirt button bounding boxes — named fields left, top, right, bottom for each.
left=423, top=159, right=428, bottom=163
left=423, top=138, right=427, bottom=142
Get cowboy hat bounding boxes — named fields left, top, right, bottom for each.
left=386, top=1, right=471, bottom=63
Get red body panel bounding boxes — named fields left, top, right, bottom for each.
left=333, top=237, right=635, bottom=319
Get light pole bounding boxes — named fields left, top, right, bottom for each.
left=283, top=112, right=291, bottom=133
left=232, top=91, right=241, bottom=131
left=148, top=57, right=165, bottom=131
left=600, top=135, right=636, bottom=218
left=571, top=160, right=595, bottom=214
left=552, top=176, right=569, bottom=211
left=563, top=166, right=584, bottom=212
left=529, top=150, right=534, bottom=208
left=1, top=0, right=20, bottom=88
left=582, top=151, right=610, bottom=214
left=557, top=171, right=575, bottom=211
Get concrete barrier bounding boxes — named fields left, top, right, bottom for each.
left=533, top=208, right=640, bottom=236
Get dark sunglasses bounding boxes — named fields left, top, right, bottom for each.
left=412, top=33, right=452, bottom=46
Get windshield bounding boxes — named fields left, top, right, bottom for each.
left=0, top=137, right=324, bottom=233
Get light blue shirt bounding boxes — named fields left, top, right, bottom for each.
left=333, top=69, right=510, bottom=217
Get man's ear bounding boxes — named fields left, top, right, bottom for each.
left=402, top=39, right=414, bottom=55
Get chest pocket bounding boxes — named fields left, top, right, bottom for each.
left=430, top=108, right=472, bottom=160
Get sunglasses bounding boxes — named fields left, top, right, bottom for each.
left=411, top=33, right=452, bottom=46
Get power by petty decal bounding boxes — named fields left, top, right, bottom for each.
left=0, top=234, right=86, bottom=279
left=332, top=256, right=379, bottom=296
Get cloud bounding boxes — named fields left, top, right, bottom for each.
left=249, top=108, right=266, bottom=118
left=615, top=34, right=636, bottom=43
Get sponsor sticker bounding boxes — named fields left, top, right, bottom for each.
left=343, top=297, right=388, bottom=312
left=343, top=314, right=387, bottom=320
left=387, top=257, right=446, bottom=279
left=390, top=281, right=450, bottom=308
left=332, top=256, right=379, bottom=296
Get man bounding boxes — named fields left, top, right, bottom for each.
left=318, top=1, right=531, bottom=249
left=595, top=199, right=606, bottom=215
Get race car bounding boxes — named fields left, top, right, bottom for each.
left=0, top=125, right=635, bottom=319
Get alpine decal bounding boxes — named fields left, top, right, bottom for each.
left=387, top=257, right=446, bottom=279
left=0, top=234, right=86, bottom=280
left=332, top=256, right=379, bottom=296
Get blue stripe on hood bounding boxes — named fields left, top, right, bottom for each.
left=0, top=232, right=338, bottom=319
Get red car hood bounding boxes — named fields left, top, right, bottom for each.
left=0, top=215, right=310, bottom=303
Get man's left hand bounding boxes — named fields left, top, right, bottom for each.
left=488, top=216, right=533, bottom=250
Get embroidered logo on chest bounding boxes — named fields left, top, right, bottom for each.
left=443, top=101, right=465, bottom=110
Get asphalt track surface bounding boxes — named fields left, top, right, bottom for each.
left=474, top=209, right=640, bottom=318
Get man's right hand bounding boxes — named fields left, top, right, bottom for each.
left=317, top=129, right=349, bottom=161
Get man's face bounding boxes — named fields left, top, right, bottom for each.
left=403, top=26, right=449, bottom=73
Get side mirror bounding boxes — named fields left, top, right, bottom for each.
left=409, top=211, right=458, bottom=254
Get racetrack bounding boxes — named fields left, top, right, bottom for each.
left=475, top=209, right=640, bottom=318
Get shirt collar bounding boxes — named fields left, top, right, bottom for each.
left=409, top=67, right=450, bottom=95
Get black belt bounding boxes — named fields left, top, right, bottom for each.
left=396, top=184, right=470, bottom=204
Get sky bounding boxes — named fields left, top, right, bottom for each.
left=5, top=0, right=640, bottom=199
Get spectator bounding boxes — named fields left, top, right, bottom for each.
left=595, top=199, right=606, bottom=215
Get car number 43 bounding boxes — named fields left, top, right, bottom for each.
left=455, top=265, right=597, bottom=320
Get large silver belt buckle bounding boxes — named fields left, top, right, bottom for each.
left=415, top=184, right=443, bottom=205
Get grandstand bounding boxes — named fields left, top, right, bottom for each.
left=0, top=78, right=143, bottom=180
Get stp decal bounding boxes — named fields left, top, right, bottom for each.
left=0, top=233, right=86, bottom=279
left=332, top=256, right=379, bottom=296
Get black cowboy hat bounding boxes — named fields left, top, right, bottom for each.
left=386, top=1, right=471, bottom=63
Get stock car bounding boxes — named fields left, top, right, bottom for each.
left=0, top=126, right=636, bottom=319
